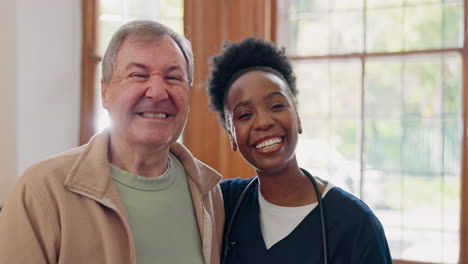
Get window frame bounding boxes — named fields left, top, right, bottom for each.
left=80, top=0, right=99, bottom=145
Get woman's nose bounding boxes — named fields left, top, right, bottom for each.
left=253, top=111, right=274, bottom=131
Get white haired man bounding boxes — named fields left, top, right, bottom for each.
left=0, top=20, right=224, bottom=264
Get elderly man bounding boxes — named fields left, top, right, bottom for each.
left=0, top=20, right=224, bottom=264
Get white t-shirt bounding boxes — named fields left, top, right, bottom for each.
left=258, top=180, right=334, bottom=249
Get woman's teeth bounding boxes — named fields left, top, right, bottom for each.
left=255, top=138, right=282, bottom=149
left=141, top=112, right=168, bottom=118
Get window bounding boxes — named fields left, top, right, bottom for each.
left=277, top=0, right=464, bottom=263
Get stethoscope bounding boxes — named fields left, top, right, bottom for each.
left=221, top=168, right=328, bottom=264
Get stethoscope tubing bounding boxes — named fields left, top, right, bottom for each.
left=221, top=168, right=328, bottom=264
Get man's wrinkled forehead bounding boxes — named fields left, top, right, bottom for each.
left=115, top=35, right=184, bottom=66
left=124, top=32, right=164, bottom=46
left=116, top=33, right=164, bottom=56
left=116, top=34, right=188, bottom=76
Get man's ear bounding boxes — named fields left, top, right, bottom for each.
left=101, top=79, right=109, bottom=109
left=228, top=131, right=238, bottom=152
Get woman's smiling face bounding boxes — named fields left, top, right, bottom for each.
left=224, top=70, right=301, bottom=174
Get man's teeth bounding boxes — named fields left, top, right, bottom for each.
left=141, top=112, right=168, bottom=118
left=255, top=138, right=282, bottom=149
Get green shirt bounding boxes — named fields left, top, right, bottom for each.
left=111, top=153, right=204, bottom=264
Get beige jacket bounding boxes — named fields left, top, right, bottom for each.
left=0, top=132, right=224, bottom=264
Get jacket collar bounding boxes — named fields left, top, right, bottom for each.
left=64, top=131, right=222, bottom=202
left=169, top=141, right=222, bottom=196
left=64, top=131, right=115, bottom=202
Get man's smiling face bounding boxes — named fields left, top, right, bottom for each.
left=101, top=34, right=190, bottom=149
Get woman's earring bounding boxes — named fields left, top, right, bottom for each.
left=231, top=138, right=238, bottom=152
left=229, top=133, right=238, bottom=152
left=297, top=116, right=303, bottom=134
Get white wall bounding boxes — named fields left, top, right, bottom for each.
left=17, top=0, right=82, bottom=174
left=0, top=0, right=19, bottom=205
left=0, top=0, right=81, bottom=203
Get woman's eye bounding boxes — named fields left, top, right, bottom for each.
left=271, top=104, right=285, bottom=110
left=237, top=113, right=251, bottom=120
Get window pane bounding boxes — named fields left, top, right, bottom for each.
left=97, top=19, right=123, bottom=57
left=286, top=1, right=364, bottom=55
left=365, top=58, right=403, bottom=118
left=442, top=173, right=460, bottom=263
left=330, top=11, right=364, bottom=54
left=297, top=120, right=361, bottom=196
left=406, top=0, right=462, bottom=4
left=126, top=0, right=183, bottom=33
left=331, top=119, right=361, bottom=196
left=367, top=0, right=404, bottom=8
left=100, top=0, right=122, bottom=14
left=367, top=8, right=404, bottom=52
left=364, top=53, right=462, bottom=263
left=330, top=0, right=363, bottom=10
left=403, top=57, right=443, bottom=117
left=403, top=54, right=461, bottom=116
left=402, top=229, right=443, bottom=262
left=332, top=119, right=361, bottom=163
left=444, top=3, right=464, bottom=48
left=401, top=119, right=443, bottom=173
left=296, top=121, right=334, bottom=181
left=291, top=0, right=328, bottom=13
left=444, top=118, right=462, bottom=175
left=404, top=5, right=442, bottom=50
left=384, top=226, right=403, bottom=259
left=290, top=13, right=330, bottom=56
left=97, top=0, right=184, bottom=57
left=295, top=59, right=362, bottom=196
left=362, top=168, right=390, bottom=209
left=286, top=0, right=464, bottom=55
left=364, top=119, right=403, bottom=172
left=294, top=59, right=361, bottom=117
left=329, top=60, right=362, bottom=116
left=406, top=0, right=444, bottom=4
left=286, top=0, right=327, bottom=55
left=444, top=53, right=462, bottom=115
left=294, top=61, right=330, bottom=116
left=404, top=2, right=463, bottom=50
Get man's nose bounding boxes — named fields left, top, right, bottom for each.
left=145, top=76, right=169, bottom=101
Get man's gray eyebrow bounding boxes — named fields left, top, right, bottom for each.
left=125, top=62, right=149, bottom=71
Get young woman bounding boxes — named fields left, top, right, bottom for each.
left=206, top=38, right=392, bottom=264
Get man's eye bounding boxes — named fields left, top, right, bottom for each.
left=166, top=76, right=184, bottom=82
left=130, top=73, right=149, bottom=79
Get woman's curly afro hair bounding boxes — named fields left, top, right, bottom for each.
left=206, top=37, right=297, bottom=129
